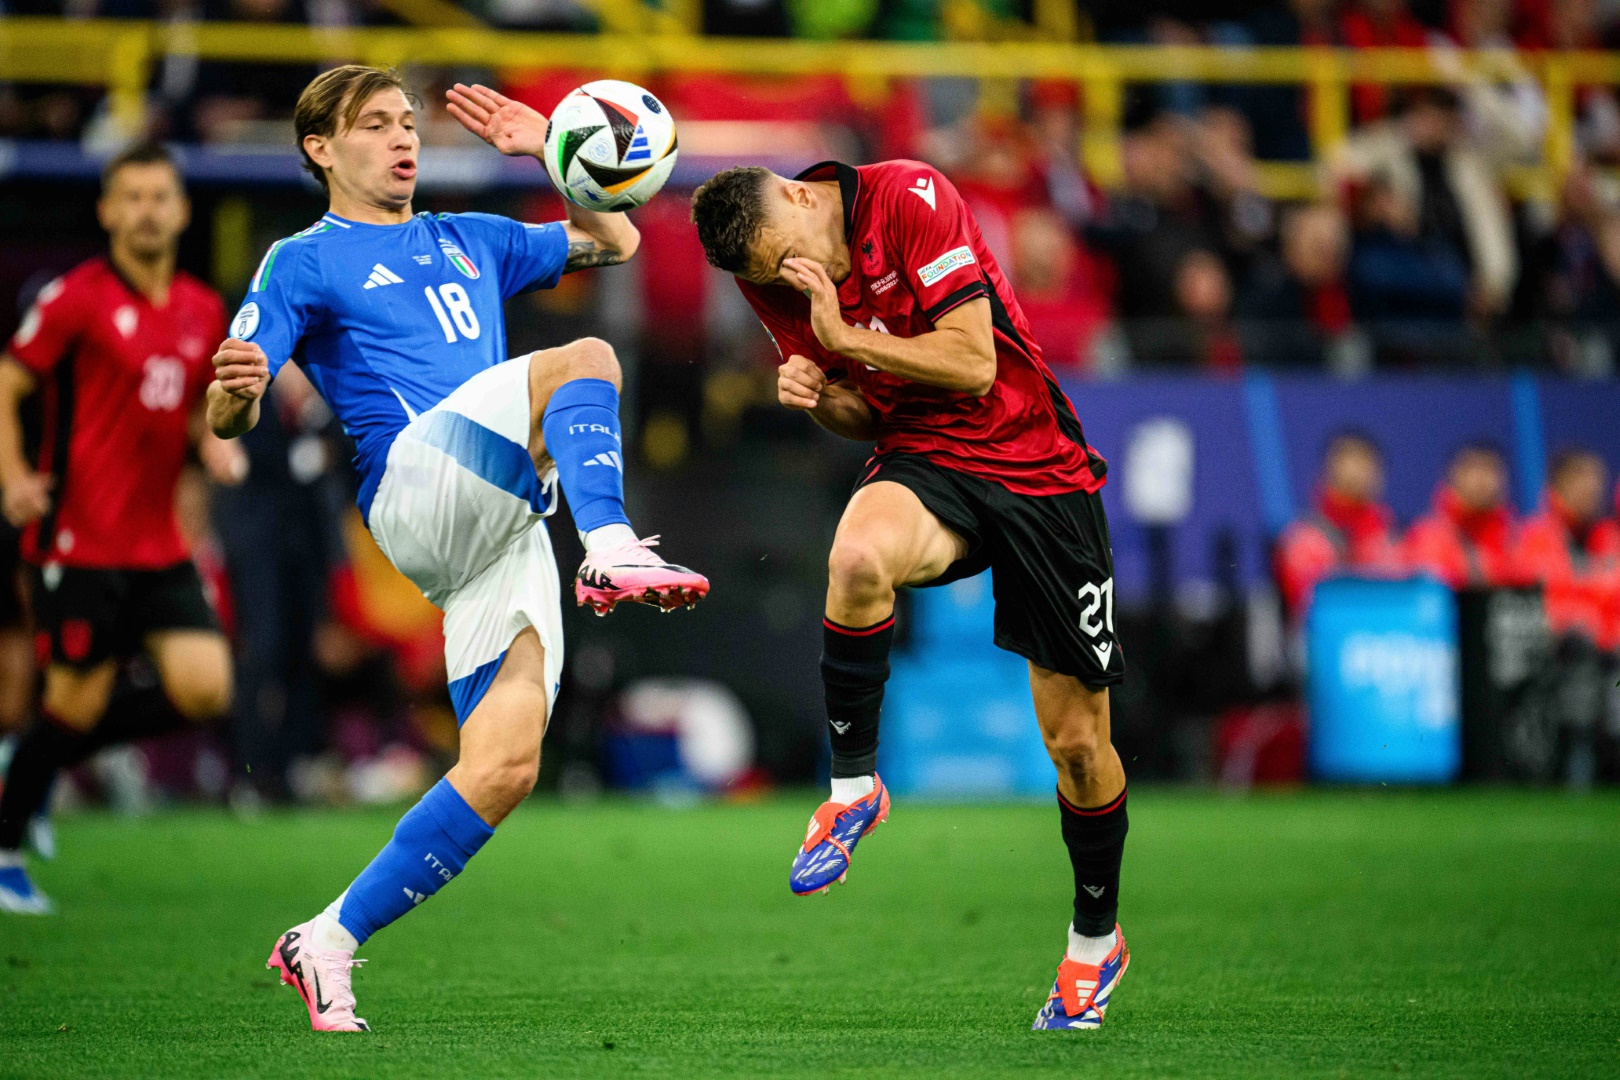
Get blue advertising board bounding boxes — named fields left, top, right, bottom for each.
left=1306, top=577, right=1461, bottom=783
left=879, top=576, right=1055, bottom=797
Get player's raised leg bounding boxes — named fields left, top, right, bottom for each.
left=269, top=626, right=548, bottom=1033
left=790, top=480, right=966, bottom=895
left=528, top=338, right=708, bottom=615
left=1029, top=667, right=1130, bottom=1031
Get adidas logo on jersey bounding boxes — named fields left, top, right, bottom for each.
left=362, top=264, right=405, bottom=290
left=583, top=451, right=623, bottom=470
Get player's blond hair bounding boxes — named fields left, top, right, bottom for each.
left=294, top=65, right=420, bottom=192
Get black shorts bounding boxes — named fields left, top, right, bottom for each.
left=29, top=561, right=219, bottom=670
left=0, top=520, right=25, bottom=630
left=855, top=453, right=1125, bottom=688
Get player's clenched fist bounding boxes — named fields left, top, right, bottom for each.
left=778, top=354, right=826, bottom=410
left=1, top=470, right=52, bottom=529
left=212, top=338, right=271, bottom=400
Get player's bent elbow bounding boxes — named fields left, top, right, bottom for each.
left=613, top=222, right=641, bottom=263
left=963, top=361, right=996, bottom=398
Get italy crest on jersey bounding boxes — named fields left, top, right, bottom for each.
left=438, top=239, right=480, bottom=280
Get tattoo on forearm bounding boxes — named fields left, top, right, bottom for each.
left=565, top=238, right=626, bottom=271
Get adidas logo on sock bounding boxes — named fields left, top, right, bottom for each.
left=403, top=888, right=426, bottom=905
left=363, top=264, right=404, bottom=290
left=583, top=451, right=623, bottom=470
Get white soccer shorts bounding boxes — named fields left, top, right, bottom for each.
left=366, top=355, right=564, bottom=723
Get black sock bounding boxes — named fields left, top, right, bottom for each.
left=821, top=615, right=895, bottom=777
left=1058, top=788, right=1128, bottom=937
left=0, top=713, right=86, bottom=850
left=59, top=682, right=189, bottom=771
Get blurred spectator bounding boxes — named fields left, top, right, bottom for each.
left=1341, top=0, right=1430, bottom=125
left=1008, top=207, right=1110, bottom=371
left=1222, top=0, right=1341, bottom=162
left=1092, top=108, right=1273, bottom=367
left=1513, top=448, right=1620, bottom=650
left=1193, top=107, right=1277, bottom=268
left=1333, top=87, right=1517, bottom=358
left=1403, top=443, right=1523, bottom=588
left=950, top=116, right=1052, bottom=271
left=1275, top=431, right=1406, bottom=616
left=1345, top=172, right=1471, bottom=335
left=1525, top=160, right=1620, bottom=375
left=1436, top=0, right=1548, bottom=167
left=189, top=0, right=318, bottom=143
left=1236, top=202, right=1357, bottom=368
left=1543, top=0, right=1620, bottom=163
left=1172, top=249, right=1244, bottom=370
left=1027, top=82, right=1103, bottom=230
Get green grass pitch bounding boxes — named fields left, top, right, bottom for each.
left=2, top=790, right=1617, bottom=1078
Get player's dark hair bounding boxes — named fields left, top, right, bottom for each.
left=690, top=166, right=774, bottom=274
left=294, top=65, right=419, bottom=193
left=1548, top=446, right=1602, bottom=484
left=100, top=141, right=179, bottom=193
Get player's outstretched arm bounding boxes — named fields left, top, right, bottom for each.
left=782, top=258, right=996, bottom=397
left=778, top=354, right=877, bottom=441
left=445, top=81, right=640, bottom=273
left=207, top=338, right=270, bottom=439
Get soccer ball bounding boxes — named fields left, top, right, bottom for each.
left=543, top=80, right=678, bottom=211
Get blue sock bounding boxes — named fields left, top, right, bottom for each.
left=336, top=778, right=494, bottom=946
left=540, top=378, right=632, bottom=533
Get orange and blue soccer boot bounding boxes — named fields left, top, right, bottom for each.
left=1031, top=924, right=1130, bottom=1030
left=789, top=775, right=890, bottom=896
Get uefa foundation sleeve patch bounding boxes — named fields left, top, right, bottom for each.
left=917, top=246, right=975, bottom=287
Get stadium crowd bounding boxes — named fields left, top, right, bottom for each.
left=10, top=1, right=1620, bottom=370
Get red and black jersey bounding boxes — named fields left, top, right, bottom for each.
left=737, top=160, right=1106, bottom=497
left=6, top=257, right=224, bottom=569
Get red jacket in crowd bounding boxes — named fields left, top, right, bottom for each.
left=1512, top=491, right=1620, bottom=650
left=1403, top=486, right=1522, bottom=590
left=1275, top=487, right=1407, bottom=615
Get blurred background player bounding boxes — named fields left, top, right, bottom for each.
left=692, top=160, right=1130, bottom=1031
left=208, top=67, right=706, bottom=1032
left=1513, top=449, right=1620, bottom=781
left=1274, top=430, right=1405, bottom=618
left=0, top=143, right=241, bottom=914
left=1404, top=443, right=1522, bottom=589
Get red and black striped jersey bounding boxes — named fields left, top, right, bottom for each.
left=6, top=257, right=224, bottom=569
left=737, top=160, right=1106, bottom=496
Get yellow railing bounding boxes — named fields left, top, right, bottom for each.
left=6, top=17, right=1620, bottom=198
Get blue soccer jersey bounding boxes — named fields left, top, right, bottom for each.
left=228, top=211, right=568, bottom=518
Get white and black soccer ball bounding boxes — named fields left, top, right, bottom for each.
left=543, top=80, right=677, bottom=211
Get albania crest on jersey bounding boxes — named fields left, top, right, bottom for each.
left=438, top=239, right=480, bottom=279
left=859, top=235, right=884, bottom=276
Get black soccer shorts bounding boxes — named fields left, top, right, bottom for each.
left=853, top=452, right=1125, bottom=688
left=29, top=561, right=220, bottom=670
